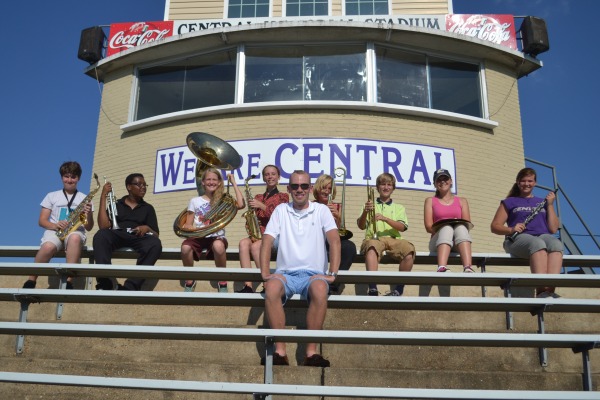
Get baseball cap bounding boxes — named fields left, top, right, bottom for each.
left=433, top=168, right=451, bottom=182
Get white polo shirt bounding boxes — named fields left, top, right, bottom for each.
left=264, top=201, right=337, bottom=273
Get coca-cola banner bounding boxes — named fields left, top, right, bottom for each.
left=446, top=14, right=516, bottom=50
left=107, top=21, right=174, bottom=57
left=105, top=14, right=517, bottom=59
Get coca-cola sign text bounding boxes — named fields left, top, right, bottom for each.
left=446, top=14, right=516, bottom=50
left=107, top=21, right=174, bottom=57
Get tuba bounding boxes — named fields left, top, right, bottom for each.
left=56, top=174, right=101, bottom=241
left=366, top=177, right=378, bottom=240
left=332, top=167, right=353, bottom=240
left=242, top=175, right=262, bottom=242
left=173, top=132, right=242, bottom=238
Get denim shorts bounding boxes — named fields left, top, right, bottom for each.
left=270, top=269, right=328, bottom=304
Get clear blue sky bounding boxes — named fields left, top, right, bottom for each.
left=0, top=0, right=597, bottom=254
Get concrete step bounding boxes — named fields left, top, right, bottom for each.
left=5, top=299, right=599, bottom=337
left=3, top=329, right=597, bottom=374
left=0, top=358, right=596, bottom=399
left=0, top=358, right=320, bottom=400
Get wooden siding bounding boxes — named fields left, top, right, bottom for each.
left=166, top=0, right=450, bottom=20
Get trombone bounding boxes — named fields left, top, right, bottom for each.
left=332, top=167, right=353, bottom=240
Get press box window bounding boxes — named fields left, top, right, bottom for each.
left=244, top=45, right=367, bottom=102
left=376, top=47, right=428, bottom=108
left=136, top=50, right=237, bottom=121
left=428, top=57, right=482, bottom=118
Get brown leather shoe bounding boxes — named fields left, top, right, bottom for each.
left=303, top=354, right=330, bottom=367
left=260, top=352, right=289, bottom=366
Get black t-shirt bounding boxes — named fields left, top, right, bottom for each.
left=115, top=196, right=159, bottom=233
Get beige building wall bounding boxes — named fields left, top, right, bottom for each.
left=168, top=0, right=225, bottom=20
left=390, top=1, right=449, bottom=14
left=90, top=58, right=523, bottom=262
left=166, top=0, right=450, bottom=20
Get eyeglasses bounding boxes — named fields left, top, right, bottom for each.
left=130, top=182, right=148, bottom=188
left=289, top=183, right=310, bottom=190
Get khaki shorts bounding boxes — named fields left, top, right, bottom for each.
left=361, top=236, right=415, bottom=262
left=41, top=229, right=86, bottom=252
left=428, top=224, right=472, bottom=252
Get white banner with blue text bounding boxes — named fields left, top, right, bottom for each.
left=154, top=137, right=456, bottom=194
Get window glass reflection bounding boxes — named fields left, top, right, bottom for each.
left=137, top=68, right=185, bottom=120
left=136, top=50, right=236, bottom=120
left=429, top=56, right=482, bottom=118
left=244, top=45, right=366, bottom=102
left=376, top=47, right=428, bottom=107
left=135, top=44, right=484, bottom=121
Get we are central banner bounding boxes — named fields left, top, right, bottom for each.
left=154, top=138, right=456, bottom=194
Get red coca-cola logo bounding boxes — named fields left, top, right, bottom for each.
left=446, top=14, right=516, bottom=50
left=107, top=21, right=174, bottom=56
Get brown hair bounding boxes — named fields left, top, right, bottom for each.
left=507, top=167, right=537, bottom=198
left=262, top=164, right=281, bottom=177
left=59, top=161, right=82, bottom=178
left=290, top=170, right=310, bottom=183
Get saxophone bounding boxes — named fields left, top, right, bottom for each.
left=242, top=175, right=262, bottom=242
left=56, top=173, right=101, bottom=241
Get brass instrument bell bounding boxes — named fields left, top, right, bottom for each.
left=187, top=132, right=241, bottom=195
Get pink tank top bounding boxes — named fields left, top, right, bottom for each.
left=432, top=196, right=463, bottom=223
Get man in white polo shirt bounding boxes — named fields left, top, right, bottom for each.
left=260, top=170, right=341, bottom=367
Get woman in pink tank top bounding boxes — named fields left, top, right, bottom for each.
left=423, top=169, right=474, bottom=273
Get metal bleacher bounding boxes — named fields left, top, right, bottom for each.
left=0, top=246, right=599, bottom=399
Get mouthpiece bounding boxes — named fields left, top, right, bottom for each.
left=251, top=174, right=257, bottom=179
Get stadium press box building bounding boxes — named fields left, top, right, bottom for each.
left=82, top=0, right=547, bottom=254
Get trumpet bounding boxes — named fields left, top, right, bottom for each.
left=104, top=176, right=121, bottom=230
left=242, top=174, right=262, bottom=242
left=366, top=177, right=378, bottom=240
left=332, top=167, right=353, bottom=240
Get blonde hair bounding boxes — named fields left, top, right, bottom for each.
left=376, top=172, right=396, bottom=188
left=313, top=174, right=336, bottom=201
left=201, top=168, right=224, bottom=206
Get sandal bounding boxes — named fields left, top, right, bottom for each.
left=463, top=266, right=475, bottom=273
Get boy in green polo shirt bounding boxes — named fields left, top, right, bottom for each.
left=357, top=172, right=415, bottom=296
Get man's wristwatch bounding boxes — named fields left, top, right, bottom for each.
left=327, top=271, right=337, bottom=279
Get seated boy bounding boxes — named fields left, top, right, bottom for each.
left=357, top=172, right=415, bottom=296
left=23, top=161, right=94, bottom=289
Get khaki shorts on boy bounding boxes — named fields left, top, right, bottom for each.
left=361, top=236, right=415, bottom=261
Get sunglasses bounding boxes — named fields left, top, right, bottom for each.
left=289, top=183, right=310, bottom=190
